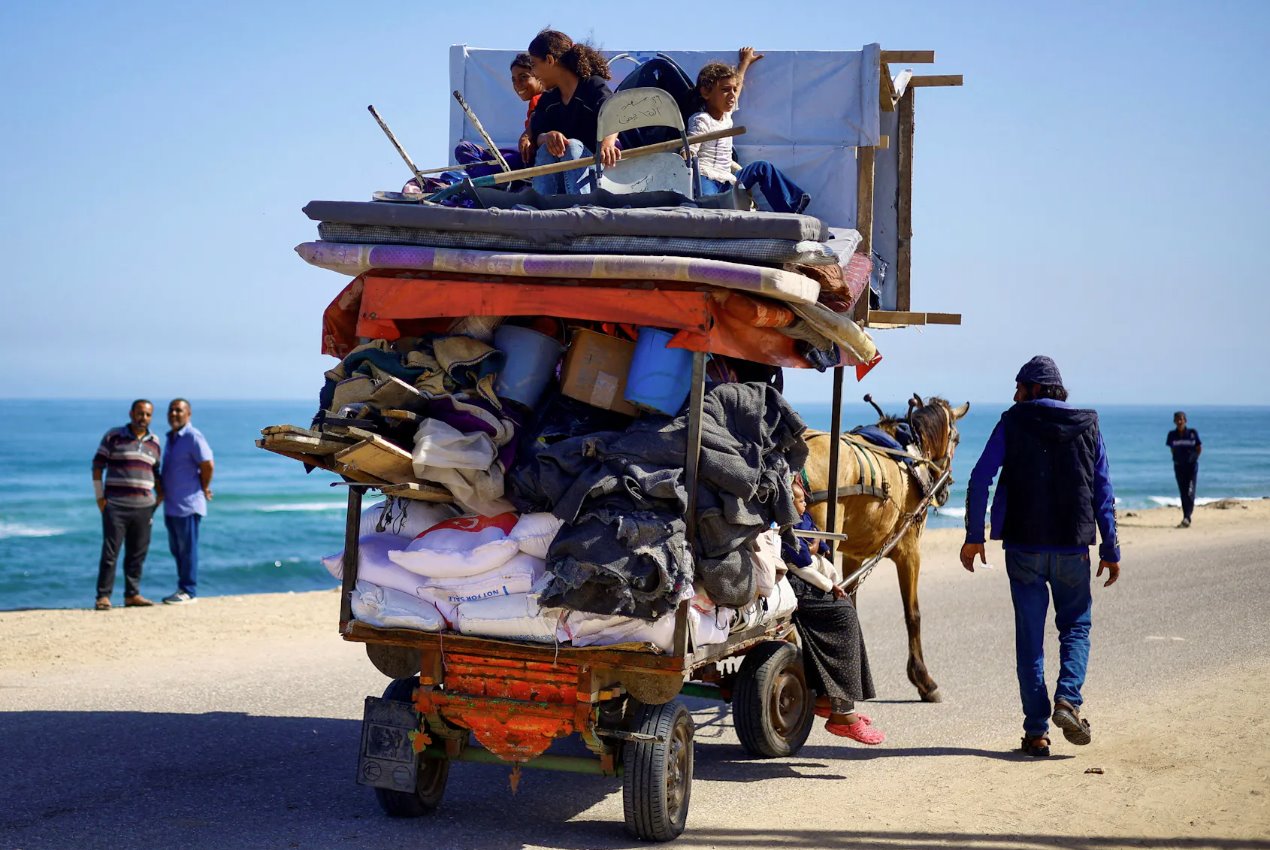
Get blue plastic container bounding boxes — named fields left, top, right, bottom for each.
left=624, top=327, right=693, bottom=415
left=493, top=325, right=565, bottom=408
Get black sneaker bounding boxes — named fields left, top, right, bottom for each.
left=162, top=591, right=197, bottom=605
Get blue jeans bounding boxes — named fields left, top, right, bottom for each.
left=1004, top=549, right=1093, bottom=737
left=699, top=161, right=810, bottom=214
left=165, top=513, right=202, bottom=596
left=532, top=138, right=591, bottom=195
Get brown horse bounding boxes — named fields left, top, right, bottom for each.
left=802, top=395, right=969, bottom=703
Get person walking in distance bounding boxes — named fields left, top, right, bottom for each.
left=159, top=399, right=214, bottom=604
left=959, top=356, right=1121, bottom=757
left=92, top=400, right=162, bottom=610
left=1166, top=411, right=1201, bottom=528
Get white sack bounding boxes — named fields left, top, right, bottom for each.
left=508, top=512, right=565, bottom=560
left=361, top=497, right=458, bottom=539
left=322, top=535, right=446, bottom=599
left=349, top=580, right=446, bottom=632
left=388, top=520, right=519, bottom=578
left=752, top=528, right=784, bottom=598
left=414, top=553, right=546, bottom=622
left=455, top=592, right=564, bottom=643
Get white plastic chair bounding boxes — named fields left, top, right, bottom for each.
left=594, top=87, right=697, bottom=198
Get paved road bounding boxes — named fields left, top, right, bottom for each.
left=2, top=523, right=1267, bottom=850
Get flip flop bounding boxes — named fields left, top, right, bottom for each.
left=826, top=719, right=885, bottom=745
left=1052, top=700, right=1092, bottom=745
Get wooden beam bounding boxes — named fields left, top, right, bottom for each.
left=925, top=312, right=963, bottom=325
left=880, top=61, right=897, bottom=112
left=896, top=87, right=915, bottom=312
left=881, top=50, right=935, bottom=64
left=866, top=310, right=963, bottom=327
left=909, top=74, right=963, bottom=88
left=852, top=145, right=876, bottom=325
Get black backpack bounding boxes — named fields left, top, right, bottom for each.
left=612, top=53, right=698, bottom=148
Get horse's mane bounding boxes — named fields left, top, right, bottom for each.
left=877, top=397, right=953, bottom=459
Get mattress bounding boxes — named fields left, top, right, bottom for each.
left=296, top=242, right=822, bottom=305
left=316, top=222, right=840, bottom=266
left=303, top=200, right=831, bottom=243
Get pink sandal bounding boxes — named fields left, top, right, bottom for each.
left=814, top=706, right=872, bottom=725
left=825, top=718, right=886, bottom=744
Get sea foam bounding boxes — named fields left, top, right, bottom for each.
left=0, top=522, right=66, bottom=539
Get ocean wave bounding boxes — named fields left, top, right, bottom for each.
left=1145, top=495, right=1253, bottom=509
left=0, top=521, right=66, bottom=539
left=932, top=506, right=966, bottom=518
left=255, top=502, right=348, bottom=513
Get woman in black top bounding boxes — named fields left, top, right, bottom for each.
left=526, top=29, right=620, bottom=194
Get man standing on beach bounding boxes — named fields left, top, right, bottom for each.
left=92, top=400, right=162, bottom=610
left=159, top=399, right=214, bottom=605
left=959, top=356, right=1121, bottom=758
left=1166, top=411, right=1201, bottom=528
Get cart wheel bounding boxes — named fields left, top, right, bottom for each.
left=622, top=700, right=693, bottom=841
left=733, top=640, right=814, bottom=758
left=374, top=677, right=450, bottom=817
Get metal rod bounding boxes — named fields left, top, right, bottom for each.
left=825, top=366, right=845, bottom=534
left=339, top=486, right=364, bottom=627
left=674, top=350, right=709, bottom=658
left=422, top=746, right=619, bottom=776
left=793, top=529, right=849, bottom=542
left=367, top=105, right=429, bottom=190
left=452, top=90, right=511, bottom=173
left=428, top=126, right=746, bottom=200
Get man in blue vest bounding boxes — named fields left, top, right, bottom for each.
left=960, top=356, right=1121, bottom=757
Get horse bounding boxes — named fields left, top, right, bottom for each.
left=802, top=394, right=969, bottom=703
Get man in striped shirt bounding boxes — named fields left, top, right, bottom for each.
left=91, top=400, right=162, bottom=610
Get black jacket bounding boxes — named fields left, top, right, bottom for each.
left=1000, top=403, right=1101, bottom=548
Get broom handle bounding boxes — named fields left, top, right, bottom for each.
left=367, top=105, right=429, bottom=189
left=486, top=125, right=746, bottom=186
left=453, top=91, right=512, bottom=173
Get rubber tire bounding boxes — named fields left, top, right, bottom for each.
left=373, top=677, right=450, bottom=817
left=622, top=700, right=694, bottom=841
left=733, top=640, right=814, bottom=758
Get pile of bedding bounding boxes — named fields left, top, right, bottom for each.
left=260, top=196, right=875, bottom=651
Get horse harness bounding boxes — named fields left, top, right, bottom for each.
left=803, top=432, right=940, bottom=507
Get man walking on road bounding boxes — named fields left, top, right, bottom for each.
left=159, top=399, right=214, bottom=605
left=1166, top=411, right=1201, bottom=528
left=91, top=399, right=162, bottom=610
left=959, top=356, right=1121, bottom=758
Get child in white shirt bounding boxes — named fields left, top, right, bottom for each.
left=687, top=47, right=810, bottom=214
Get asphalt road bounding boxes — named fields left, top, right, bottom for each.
left=2, top=523, right=1267, bottom=850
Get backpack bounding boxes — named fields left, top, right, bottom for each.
left=611, top=53, right=698, bottom=148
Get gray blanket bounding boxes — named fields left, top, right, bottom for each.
left=510, top=383, right=808, bottom=617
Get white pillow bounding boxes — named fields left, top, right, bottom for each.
left=388, top=516, right=520, bottom=578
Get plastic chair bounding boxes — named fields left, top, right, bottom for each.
left=594, top=87, right=697, bottom=198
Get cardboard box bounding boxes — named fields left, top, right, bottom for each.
left=559, top=329, right=639, bottom=416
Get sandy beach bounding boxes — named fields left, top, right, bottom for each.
left=2, top=500, right=1268, bottom=849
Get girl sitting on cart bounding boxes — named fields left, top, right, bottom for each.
left=784, top=475, right=886, bottom=744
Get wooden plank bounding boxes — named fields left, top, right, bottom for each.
left=257, top=439, right=390, bottom=484
left=852, top=145, right=876, bottom=325
left=261, top=424, right=320, bottom=438
left=879, top=61, right=897, bottom=112
left=380, top=482, right=454, bottom=503
left=909, top=74, right=963, bottom=88
left=881, top=50, right=935, bottom=64
left=925, top=312, right=963, bottom=325
left=381, top=409, right=422, bottom=424
left=896, top=87, right=915, bottom=312
left=335, top=435, right=417, bottom=484
left=868, top=310, right=928, bottom=325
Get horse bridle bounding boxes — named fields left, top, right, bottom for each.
left=909, top=400, right=958, bottom=508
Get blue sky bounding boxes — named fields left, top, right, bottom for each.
left=1, top=0, right=1267, bottom=407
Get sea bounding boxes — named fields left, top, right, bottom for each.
left=1, top=399, right=1267, bottom=611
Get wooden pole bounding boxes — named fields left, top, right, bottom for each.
left=852, top=145, right=876, bottom=324
left=896, top=87, right=915, bottom=312
left=453, top=90, right=511, bottom=173
left=367, top=105, right=429, bottom=191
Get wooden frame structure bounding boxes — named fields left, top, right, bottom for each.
left=855, top=49, right=964, bottom=329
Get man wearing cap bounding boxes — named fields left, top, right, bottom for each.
left=959, top=356, right=1121, bottom=758
left=1166, top=411, right=1201, bottom=528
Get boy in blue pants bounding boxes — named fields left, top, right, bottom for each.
left=688, top=47, right=810, bottom=214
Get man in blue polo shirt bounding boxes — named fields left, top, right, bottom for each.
left=959, top=356, right=1121, bottom=758
left=159, top=398, right=214, bottom=604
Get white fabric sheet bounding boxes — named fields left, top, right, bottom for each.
left=449, top=45, right=881, bottom=227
